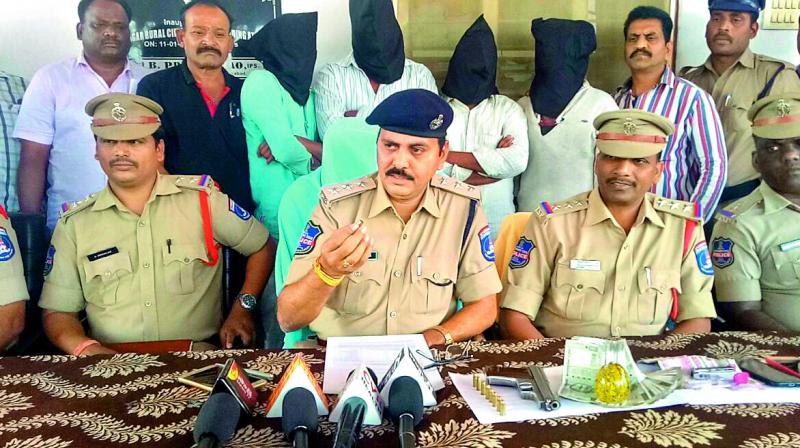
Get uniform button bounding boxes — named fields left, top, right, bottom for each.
left=393, top=270, right=402, bottom=278
left=354, top=271, right=362, bottom=277
left=104, top=271, right=111, bottom=277
left=615, top=326, right=621, bottom=334
left=433, top=273, right=441, bottom=281
left=389, top=311, right=397, bottom=318
left=138, top=221, right=145, bottom=227
left=143, top=263, right=150, bottom=268
left=576, top=284, right=583, bottom=290
left=402, top=234, right=408, bottom=240
left=623, top=244, right=629, bottom=250
left=618, top=286, right=626, bottom=292
left=144, top=300, right=152, bottom=307
left=184, top=257, right=190, bottom=262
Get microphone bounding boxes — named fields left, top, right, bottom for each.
left=388, top=376, right=424, bottom=448
left=332, top=368, right=378, bottom=448
left=282, top=387, right=319, bottom=448
left=193, top=393, right=241, bottom=448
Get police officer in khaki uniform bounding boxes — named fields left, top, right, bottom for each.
left=40, top=93, right=272, bottom=356
left=278, top=89, right=502, bottom=346
left=711, top=93, right=800, bottom=331
left=500, top=110, right=717, bottom=339
left=681, top=0, right=800, bottom=204
left=0, top=206, right=28, bottom=352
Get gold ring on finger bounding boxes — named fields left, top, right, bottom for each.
left=342, top=260, right=352, bottom=269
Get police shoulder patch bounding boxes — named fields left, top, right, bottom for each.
left=653, top=197, right=702, bottom=222
left=44, top=245, right=56, bottom=276
left=509, top=237, right=535, bottom=269
left=694, top=241, right=714, bottom=276
left=710, top=237, right=735, bottom=269
left=59, top=193, right=98, bottom=220
left=174, top=174, right=219, bottom=192
left=295, top=221, right=323, bottom=256
left=478, top=225, right=495, bottom=262
left=320, top=176, right=376, bottom=205
left=0, top=227, right=16, bottom=262
left=228, top=198, right=252, bottom=221
left=431, top=175, right=481, bottom=201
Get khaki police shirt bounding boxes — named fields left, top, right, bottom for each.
left=681, top=49, right=800, bottom=186
left=285, top=173, right=503, bottom=340
left=501, top=189, right=716, bottom=338
left=711, top=182, right=800, bottom=330
left=39, top=174, right=269, bottom=344
left=0, top=208, right=29, bottom=306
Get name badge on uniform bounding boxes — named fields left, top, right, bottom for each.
left=569, top=259, right=600, bottom=271
left=87, top=247, right=119, bottom=262
left=779, top=239, right=800, bottom=252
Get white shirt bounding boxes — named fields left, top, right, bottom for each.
left=312, top=55, right=438, bottom=139
left=14, top=54, right=148, bottom=230
left=516, top=82, right=618, bottom=212
left=440, top=95, right=529, bottom=240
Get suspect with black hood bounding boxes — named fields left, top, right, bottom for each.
left=350, top=0, right=406, bottom=84
left=441, top=15, right=529, bottom=240
left=442, top=15, right=498, bottom=106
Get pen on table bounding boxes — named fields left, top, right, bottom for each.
left=417, top=256, right=422, bottom=276
left=764, top=357, right=800, bottom=379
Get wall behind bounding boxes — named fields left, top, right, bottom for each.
left=1, top=1, right=797, bottom=83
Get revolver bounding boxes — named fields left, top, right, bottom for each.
left=486, top=366, right=561, bottom=411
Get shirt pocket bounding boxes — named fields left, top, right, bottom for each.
left=720, top=97, right=750, bottom=135
left=162, top=243, right=209, bottom=295
left=636, top=268, right=680, bottom=325
left=82, top=252, right=133, bottom=306
left=552, top=265, right=605, bottom=321
left=410, top=256, right=457, bottom=315
left=337, top=261, right=385, bottom=315
left=770, top=247, right=800, bottom=286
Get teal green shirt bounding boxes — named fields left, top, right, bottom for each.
left=242, top=69, right=317, bottom=237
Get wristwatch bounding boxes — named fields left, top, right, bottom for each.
left=237, top=293, right=258, bottom=311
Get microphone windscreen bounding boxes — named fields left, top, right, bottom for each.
left=193, top=393, right=241, bottom=443
left=283, top=388, right=319, bottom=435
left=387, top=376, right=424, bottom=425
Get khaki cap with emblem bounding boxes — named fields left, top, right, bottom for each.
left=593, top=109, right=675, bottom=158
left=748, top=92, right=800, bottom=140
left=85, top=93, right=164, bottom=140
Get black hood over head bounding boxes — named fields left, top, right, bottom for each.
left=442, top=15, right=499, bottom=105
left=349, top=0, right=406, bottom=84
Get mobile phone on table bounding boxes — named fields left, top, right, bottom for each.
left=177, top=363, right=271, bottom=391
left=739, top=359, right=800, bottom=387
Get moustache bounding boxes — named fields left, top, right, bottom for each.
left=630, top=49, right=652, bottom=59
left=198, top=47, right=221, bottom=56
left=385, top=168, right=414, bottom=180
left=713, top=32, right=732, bottom=42
left=110, top=158, right=137, bottom=167
left=607, top=177, right=634, bottom=187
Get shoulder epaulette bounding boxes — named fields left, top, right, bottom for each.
left=534, top=195, right=589, bottom=220
left=653, top=197, right=702, bottom=222
left=714, top=193, right=762, bottom=224
left=678, top=65, right=703, bottom=77
left=59, top=194, right=98, bottom=220
left=430, top=175, right=481, bottom=201
left=174, top=174, right=219, bottom=192
left=754, top=53, right=794, bottom=69
left=320, top=176, right=376, bottom=205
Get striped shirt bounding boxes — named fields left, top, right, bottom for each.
left=0, top=71, right=27, bottom=212
left=312, top=55, right=438, bottom=139
left=615, top=67, right=727, bottom=221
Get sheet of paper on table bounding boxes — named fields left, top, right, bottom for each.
left=451, top=366, right=800, bottom=424
left=322, top=334, right=445, bottom=394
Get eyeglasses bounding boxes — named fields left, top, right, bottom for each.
left=417, top=341, right=476, bottom=369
